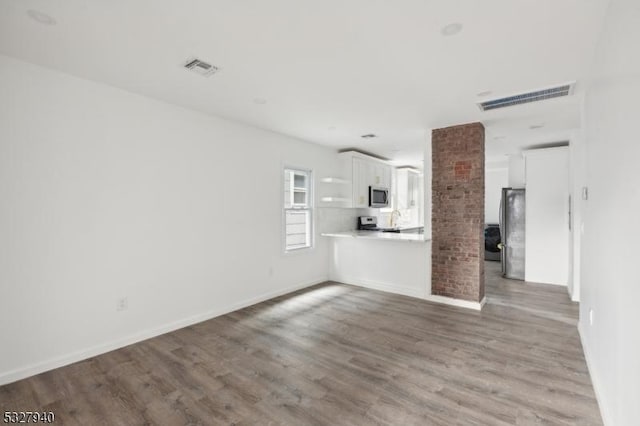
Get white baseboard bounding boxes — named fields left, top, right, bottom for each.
left=332, top=276, right=486, bottom=311
left=524, top=275, right=568, bottom=287
left=578, top=323, right=611, bottom=426
left=0, top=277, right=326, bottom=386
left=333, top=276, right=427, bottom=299
left=423, top=294, right=485, bottom=311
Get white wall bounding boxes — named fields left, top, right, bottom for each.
left=568, top=129, right=587, bottom=301
left=524, top=147, right=570, bottom=286
left=580, top=1, right=640, bottom=424
left=0, top=55, right=340, bottom=384
left=485, top=167, right=508, bottom=224
left=508, top=154, right=526, bottom=188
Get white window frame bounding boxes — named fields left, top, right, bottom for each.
left=283, top=167, right=314, bottom=253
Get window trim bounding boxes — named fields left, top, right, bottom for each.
left=282, top=166, right=314, bottom=254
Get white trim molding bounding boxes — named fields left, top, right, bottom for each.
left=333, top=277, right=486, bottom=311
left=423, top=294, right=487, bottom=311
left=578, top=323, right=611, bottom=426
left=333, top=276, right=427, bottom=300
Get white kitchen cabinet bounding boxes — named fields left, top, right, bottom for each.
left=372, top=163, right=382, bottom=186
left=409, top=172, right=419, bottom=208
left=336, top=151, right=393, bottom=208
left=384, top=166, right=392, bottom=189
left=353, top=157, right=369, bottom=207
left=396, top=168, right=420, bottom=210
left=370, top=162, right=391, bottom=188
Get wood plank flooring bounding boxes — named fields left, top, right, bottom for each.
left=0, top=262, right=601, bottom=425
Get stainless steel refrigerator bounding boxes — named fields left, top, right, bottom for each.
left=499, top=188, right=525, bottom=280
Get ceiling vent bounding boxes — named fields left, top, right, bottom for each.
left=183, top=58, right=219, bottom=77
left=477, top=82, right=575, bottom=111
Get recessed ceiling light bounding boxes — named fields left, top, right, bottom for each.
left=441, top=23, right=463, bottom=36
left=27, top=9, right=56, bottom=25
left=361, top=134, right=377, bottom=139
left=253, top=98, right=267, bottom=105
left=529, top=124, right=545, bottom=130
left=477, top=90, right=492, bottom=97
left=327, top=126, right=336, bottom=131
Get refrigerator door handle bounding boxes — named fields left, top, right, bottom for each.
left=499, top=189, right=506, bottom=276
left=498, top=196, right=503, bottom=237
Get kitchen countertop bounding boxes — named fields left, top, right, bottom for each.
left=321, top=230, right=429, bottom=243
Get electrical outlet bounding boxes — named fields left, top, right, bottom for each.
left=589, top=308, right=594, bottom=326
left=582, top=187, right=589, bottom=200
left=116, top=297, right=128, bottom=312
left=268, top=267, right=274, bottom=277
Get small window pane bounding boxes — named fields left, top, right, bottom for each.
left=293, top=191, right=306, bottom=205
left=284, top=168, right=312, bottom=252
left=285, top=210, right=310, bottom=250
left=284, top=171, right=293, bottom=208
left=294, top=173, right=306, bottom=189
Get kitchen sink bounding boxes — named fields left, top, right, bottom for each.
left=381, top=226, right=424, bottom=234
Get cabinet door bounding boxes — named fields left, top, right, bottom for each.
left=373, top=163, right=390, bottom=188
left=408, top=173, right=418, bottom=207
left=383, top=165, right=392, bottom=189
left=353, top=158, right=368, bottom=207
left=396, top=169, right=409, bottom=209
left=372, top=163, right=383, bottom=186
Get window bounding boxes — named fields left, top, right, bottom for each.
left=284, top=168, right=312, bottom=251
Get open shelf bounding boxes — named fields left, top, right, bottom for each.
left=321, top=197, right=350, bottom=203
left=320, top=177, right=350, bottom=184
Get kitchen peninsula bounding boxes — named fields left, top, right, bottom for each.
left=322, top=229, right=431, bottom=299
left=318, top=151, right=430, bottom=300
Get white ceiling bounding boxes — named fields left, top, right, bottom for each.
left=0, top=0, right=610, bottom=166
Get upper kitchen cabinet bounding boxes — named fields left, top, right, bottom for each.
left=343, top=151, right=393, bottom=208
left=396, top=167, right=421, bottom=210
left=353, top=157, right=368, bottom=208
left=369, top=161, right=391, bottom=188
left=320, top=151, right=393, bottom=208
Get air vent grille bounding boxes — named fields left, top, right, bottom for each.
left=477, top=83, right=574, bottom=111
left=183, top=58, right=219, bottom=77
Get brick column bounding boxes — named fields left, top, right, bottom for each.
left=431, top=123, right=485, bottom=302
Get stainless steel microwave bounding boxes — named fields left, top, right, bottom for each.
left=369, top=186, right=389, bottom=208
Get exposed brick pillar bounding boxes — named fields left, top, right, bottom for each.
left=431, top=123, right=485, bottom=302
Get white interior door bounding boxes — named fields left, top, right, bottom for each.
left=524, top=147, right=570, bottom=285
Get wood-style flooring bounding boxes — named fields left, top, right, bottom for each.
left=0, top=261, right=601, bottom=425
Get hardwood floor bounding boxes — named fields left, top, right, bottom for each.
left=0, top=262, right=601, bottom=425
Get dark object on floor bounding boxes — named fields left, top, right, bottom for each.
left=485, top=224, right=501, bottom=261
